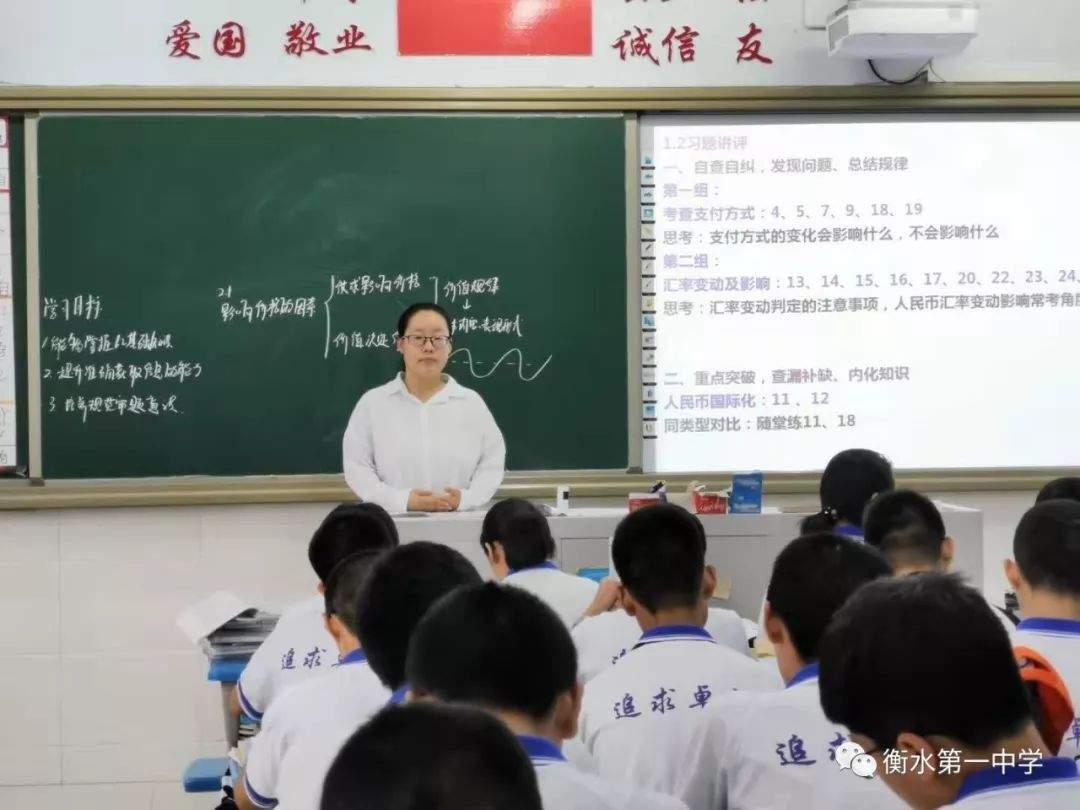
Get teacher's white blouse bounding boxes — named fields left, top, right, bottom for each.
left=342, top=373, right=506, bottom=513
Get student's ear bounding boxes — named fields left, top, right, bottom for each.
left=324, top=613, right=344, bottom=648
left=553, top=683, right=584, bottom=741
left=940, top=536, right=955, bottom=570
left=621, top=588, right=641, bottom=619
left=763, top=602, right=786, bottom=646
left=316, top=582, right=326, bottom=595
left=895, top=732, right=942, bottom=784
left=1004, top=558, right=1024, bottom=592
left=701, top=564, right=718, bottom=600
left=406, top=687, right=431, bottom=704
left=484, top=541, right=507, bottom=566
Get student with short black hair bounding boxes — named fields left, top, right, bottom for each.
left=355, top=541, right=483, bottom=696
left=1036, top=476, right=1080, bottom=504
left=274, top=541, right=482, bottom=810
left=1008, top=498, right=1080, bottom=760
left=800, top=448, right=894, bottom=537
left=407, top=582, right=688, bottom=810
left=238, top=551, right=388, bottom=810
left=865, top=490, right=1018, bottom=634
left=864, top=489, right=953, bottom=575
left=819, top=573, right=1078, bottom=809
left=235, top=503, right=398, bottom=724
left=693, top=533, right=900, bottom=809
left=481, top=498, right=604, bottom=628
left=578, top=504, right=775, bottom=807
left=321, top=703, right=543, bottom=810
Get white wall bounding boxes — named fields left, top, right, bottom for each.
left=0, top=503, right=334, bottom=810
left=0, top=490, right=1038, bottom=808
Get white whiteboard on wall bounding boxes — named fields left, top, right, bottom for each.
left=640, top=113, right=1080, bottom=474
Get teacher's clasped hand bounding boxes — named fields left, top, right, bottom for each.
left=342, top=302, right=506, bottom=513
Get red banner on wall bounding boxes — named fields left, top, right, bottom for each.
left=398, top=0, right=592, bottom=56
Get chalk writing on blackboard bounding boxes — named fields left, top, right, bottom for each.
left=449, top=347, right=553, bottom=383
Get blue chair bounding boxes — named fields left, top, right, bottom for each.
left=182, top=757, right=230, bottom=793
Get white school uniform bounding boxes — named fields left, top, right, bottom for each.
left=342, top=373, right=506, bottom=513
left=519, top=734, right=690, bottom=810
left=275, top=722, right=357, bottom=810
left=504, top=562, right=600, bottom=628
left=579, top=625, right=778, bottom=808
left=237, top=595, right=334, bottom=722
left=573, top=607, right=751, bottom=683
left=1013, top=618, right=1080, bottom=759
left=691, top=663, right=906, bottom=810
left=947, top=757, right=1080, bottom=808
left=243, top=650, right=389, bottom=809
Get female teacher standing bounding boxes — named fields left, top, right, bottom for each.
left=342, top=303, right=506, bottom=513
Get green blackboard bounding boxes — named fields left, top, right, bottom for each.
left=37, top=115, right=628, bottom=478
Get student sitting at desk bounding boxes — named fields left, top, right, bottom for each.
left=694, top=532, right=902, bottom=810
left=819, top=573, right=1079, bottom=809
left=233, top=503, right=397, bottom=724
left=864, top=490, right=1018, bottom=635
left=1008, top=499, right=1080, bottom=759
left=237, top=552, right=388, bottom=810
left=572, top=583, right=750, bottom=683
left=1036, top=476, right=1080, bottom=504
left=406, top=582, right=689, bottom=810
left=481, top=498, right=609, bottom=628
left=799, top=448, right=895, bottom=538
left=578, top=504, right=777, bottom=808
left=274, top=542, right=481, bottom=810
left=321, top=703, right=543, bottom=810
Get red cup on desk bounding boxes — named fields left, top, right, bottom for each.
left=691, top=490, right=729, bottom=515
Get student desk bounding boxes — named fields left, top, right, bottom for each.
left=391, top=503, right=984, bottom=620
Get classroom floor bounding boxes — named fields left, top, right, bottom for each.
left=0, top=783, right=207, bottom=810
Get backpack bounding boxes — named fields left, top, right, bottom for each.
left=1015, top=645, right=1075, bottom=752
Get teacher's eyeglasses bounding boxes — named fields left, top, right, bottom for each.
left=402, top=335, right=452, bottom=349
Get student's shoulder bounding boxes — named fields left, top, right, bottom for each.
left=573, top=609, right=633, bottom=641
left=560, top=569, right=600, bottom=594
left=540, top=763, right=689, bottom=810
left=705, top=639, right=778, bottom=671
left=275, top=594, right=325, bottom=626
left=261, top=672, right=326, bottom=730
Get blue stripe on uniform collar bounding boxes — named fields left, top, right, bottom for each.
left=634, top=624, right=715, bottom=649
left=509, top=560, right=560, bottom=575
left=1016, top=617, right=1080, bottom=636
left=786, top=662, right=820, bottom=689
left=517, top=735, right=566, bottom=765
left=956, top=757, right=1078, bottom=801
left=388, top=684, right=410, bottom=705
left=336, top=649, right=368, bottom=666
left=833, top=524, right=864, bottom=540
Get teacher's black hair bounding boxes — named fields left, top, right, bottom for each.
left=396, top=303, right=452, bottom=339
